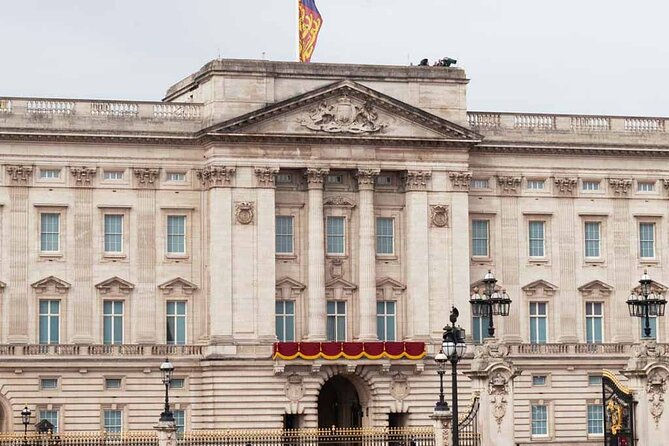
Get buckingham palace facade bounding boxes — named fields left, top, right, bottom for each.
left=0, top=58, right=667, bottom=445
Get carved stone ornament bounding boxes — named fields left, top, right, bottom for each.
left=662, top=179, right=669, bottom=190
left=298, top=96, right=387, bottom=134
left=488, top=371, right=510, bottom=431
left=389, top=373, right=410, bottom=401
left=235, top=202, right=255, bottom=225
left=329, top=258, right=344, bottom=279
left=496, top=175, right=522, bottom=194
left=402, top=170, right=432, bottom=192
left=609, top=178, right=632, bottom=195
left=255, top=167, right=279, bottom=187
left=70, top=167, right=97, bottom=186
left=285, top=374, right=305, bottom=402
left=133, top=168, right=160, bottom=187
left=6, top=165, right=33, bottom=184
left=449, top=171, right=472, bottom=191
left=647, top=369, right=668, bottom=427
left=196, top=166, right=235, bottom=189
left=323, top=196, right=356, bottom=208
left=304, top=168, right=330, bottom=187
left=471, top=338, right=510, bottom=372
left=430, top=205, right=449, bottom=228
left=554, top=177, right=578, bottom=194
left=355, top=169, right=380, bottom=189
left=627, top=340, right=666, bottom=370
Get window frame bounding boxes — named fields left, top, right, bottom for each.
left=325, top=216, right=347, bottom=256
left=375, top=217, right=395, bottom=256
left=530, top=403, right=550, bottom=438
left=38, top=299, right=61, bottom=345
left=275, top=300, right=296, bottom=342
left=638, top=220, right=657, bottom=261
left=275, top=215, right=295, bottom=256
left=587, top=403, right=604, bottom=436
left=526, top=178, right=546, bottom=191
left=528, top=220, right=547, bottom=259
left=166, top=300, right=188, bottom=345
left=470, top=218, right=491, bottom=259
left=583, top=221, right=601, bottom=260
left=103, top=214, right=124, bottom=255
left=376, top=300, right=396, bottom=341
left=102, top=169, right=125, bottom=182
left=38, top=408, right=60, bottom=433
left=102, top=408, right=123, bottom=433
left=326, top=300, right=347, bottom=341
left=166, top=214, right=188, bottom=258
left=38, top=168, right=62, bottom=181
left=529, top=301, right=548, bottom=344
left=39, top=212, right=62, bottom=254
left=103, top=300, right=124, bottom=345
left=581, top=179, right=602, bottom=192
left=39, top=377, right=59, bottom=391
left=470, top=178, right=490, bottom=190
left=636, top=180, right=656, bottom=193
left=585, top=301, right=604, bottom=344
left=165, top=171, right=187, bottom=182
left=472, top=314, right=490, bottom=343
left=640, top=315, right=658, bottom=341
left=104, top=377, right=123, bottom=390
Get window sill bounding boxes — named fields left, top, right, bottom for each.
left=584, top=258, right=605, bottom=265
left=103, top=253, right=126, bottom=259
left=376, top=254, right=398, bottom=261
left=470, top=256, right=492, bottom=264
left=276, top=254, right=297, bottom=260
left=640, top=259, right=659, bottom=266
left=326, top=254, right=347, bottom=258
left=528, top=257, right=549, bottom=264
left=39, top=252, right=63, bottom=260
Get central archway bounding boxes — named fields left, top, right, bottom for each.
left=317, top=375, right=362, bottom=429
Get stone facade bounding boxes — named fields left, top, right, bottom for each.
left=0, top=59, right=666, bottom=444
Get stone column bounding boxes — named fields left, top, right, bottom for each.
left=355, top=168, right=379, bottom=341
left=305, top=168, right=329, bottom=341
left=197, top=166, right=236, bottom=345
left=404, top=170, right=431, bottom=340
left=6, top=165, right=32, bottom=344
left=154, top=420, right=177, bottom=446
left=554, top=179, right=578, bottom=342
left=430, top=407, right=453, bottom=446
left=611, top=184, right=634, bottom=342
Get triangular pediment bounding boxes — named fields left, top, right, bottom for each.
left=522, top=280, right=558, bottom=296
left=202, top=80, right=481, bottom=143
left=276, top=277, right=307, bottom=300
left=276, top=277, right=306, bottom=290
left=95, top=277, right=135, bottom=295
left=376, top=277, right=406, bottom=290
left=470, top=279, right=504, bottom=294
left=325, top=277, right=358, bottom=290
left=31, top=276, right=71, bottom=294
left=158, top=277, right=198, bottom=295
left=631, top=280, right=667, bottom=294
left=578, top=280, right=614, bottom=297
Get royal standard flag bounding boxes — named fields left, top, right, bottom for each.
left=298, top=0, right=323, bottom=62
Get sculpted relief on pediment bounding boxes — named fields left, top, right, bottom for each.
left=298, top=96, right=387, bottom=134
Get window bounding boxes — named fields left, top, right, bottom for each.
left=527, top=179, right=545, bottom=190
left=103, top=301, right=124, bottom=345
left=326, top=301, right=346, bottom=341
left=585, top=302, right=603, bottom=343
left=376, top=217, right=394, bottom=255
left=104, top=170, right=123, bottom=180
left=529, top=302, right=547, bottom=344
left=588, top=375, right=603, bottom=386
left=275, top=216, right=294, bottom=254
left=471, top=220, right=490, bottom=257
left=167, top=172, right=186, bottom=182
left=376, top=175, right=392, bottom=186
left=583, top=180, right=600, bottom=191
left=40, top=378, right=58, bottom=390
left=638, top=181, right=655, bottom=192
left=39, top=300, right=60, bottom=344
left=105, top=378, right=122, bottom=390
left=376, top=301, right=396, bottom=341
left=103, top=409, right=122, bottom=433
left=104, top=214, right=123, bottom=253
left=531, top=404, right=548, bottom=436
left=38, top=409, right=59, bottom=433
left=40, top=213, right=60, bottom=252
left=472, top=315, right=490, bottom=343
left=40, top=169, right=60, bottom=179
left=587, top=404, right=604, bottom=435
left=167, top=215, right=186, bottom=254
left=641, top=316, right=657, bottom=340
left=326, top=174, right=343, bottom=184
left=166, top=301, right=187, bottom=345
left=170, top=378, right=185, bottom=389
left=470, top=178, right=489, bottom=189
left=276, top=173, right=292, bottom=184
left=532, top=375, right=547, bottom=386
left=326, top=217, right=345, bottom=255
left=639, top=222, right=655, bottom=258
left=174, top=409, right=185, bottom=434
left=275, top=301, right=295, bottom=342
left=584, top=222, right=601, bottom=258
left=528, top=221, right=545, bottom=257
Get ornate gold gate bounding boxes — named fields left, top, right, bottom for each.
left=603, top=369, right=635, bottom=446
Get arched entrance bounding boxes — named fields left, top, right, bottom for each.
left=318, top=375, right=363, bottom=429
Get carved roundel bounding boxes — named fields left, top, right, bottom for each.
left=430, top=205, right=449, bottom=228
left=285, top=374, right=305, bottom=402
left=389, top=373, right=410, bottom=401
left=235, top=202, right=254, bottom=225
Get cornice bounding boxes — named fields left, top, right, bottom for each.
left=472, top=143, right=669, bottom=157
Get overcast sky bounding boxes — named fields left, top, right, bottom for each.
left=2, top=0, right=668, bottom=116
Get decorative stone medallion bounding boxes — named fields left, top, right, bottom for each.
left=390, top=373, right=410, bottom=401
left=235, top=202, right=255, bottom=225
left=285, top=374, right=305, bottom=402
left=430, top=205, right=449, bottom=228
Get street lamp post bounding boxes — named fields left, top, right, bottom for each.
left=434, top=349, right=448, bottom=411
left=442, top=307, right=467, bottom=446
left=469, top=270, right=511, bottom=338
left=627, top=270, right=667, bottom=338
left=20, top=406, right=31, bottom=446
left=159, top=358, right=175, bottom=423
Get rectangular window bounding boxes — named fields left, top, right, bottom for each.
left=585, top=302, right=603, bottom=344
left=104, top=214, right=123, bottom=253
left=376, top=175, right=392, bottom=186
left=641, top=316, right=657, bottom=340
left=40, top=213, right=60, bottom=252
left=275, top=300, right=295, bottom=342
left=326, top=301, right=346, bottom=341
left=173, top=410, right=185, bottom=434
left=276, top=173, right=292, bottom=184
left=104, top=170, right=124, bottom=180
left=528, top=221, right=545, bottom=257
left=326, top=174, right=343, bottom=184
left=38, top=410, right=59, bottom=433
left=103, top=301, right=124, bottom=345
left=40, top=169, right=60, bottom=179
left=532, top=375, right=547, bottom=386
left=471, top=220, right=490, bottom=257
left=583, top=180, right=600, bottom=191
left=587, top=404, right=604, bottom=435
left=639, top=222, right=655, bottom=258
left=103, top=409, right=122, bottom=433
left=105, top=378, right=122, bottom=390
left=170, top=378, right=185, bottom=389
left=376, top=217, right=394, bottom=255
left=166, top=301, right=187, bottom=345
left=167, top=172, right=186, bottom=182
left=531, top=404, right=548, bottom=436
left=584, top=222, right=601, bottom=258
left=527, top=179, right=545, bottom=190
left=638, top=181, right=655, bottom=192
left=40, top=378, right=58, bottom=390
left=588, top=375, right=603, bottom=386
left=326, top=216, right=345, bottom=255
left=472, top=315, right=490, bottom=343
left=529, top=302, right=547, bottom=344
left=39, top=300, right=60, bottom=344
left=376, top=301, right=396, bottom=341
left=167, top=215, right=186, bottom=254
left=470, top=178, right=489, bottom=189
left=275, top=216, right=294, bottom=254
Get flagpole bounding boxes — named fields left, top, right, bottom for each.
left=295, top=0, right=300, bottom=61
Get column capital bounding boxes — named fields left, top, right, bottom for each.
left=196, top=166, right=236, bottom=189
left=254, top=167, right=279, bottom=188
left=304, top=168, right=330, bottom=189
left=133, top=167, right=160, bottom=189
left=71, top=166, right=97, bottom=187
left=355, top=168, right=380, bottom=190
left=403, top=170, right=432, bottom=192
left=5, top=165, right=33, bottom=186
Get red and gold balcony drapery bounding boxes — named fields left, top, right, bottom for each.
left=272, top=341, right=426, bottom=360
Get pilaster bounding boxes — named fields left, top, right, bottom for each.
left=556, top=197, right=578, bottom=343
left=500, top=195, right=521, bottom=343
left=612, top=198, right=634, bottom=343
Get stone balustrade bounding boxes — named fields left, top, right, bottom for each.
left=0, top=344, right=204, bottom=357
left=509, top=342, right=633, bottom=356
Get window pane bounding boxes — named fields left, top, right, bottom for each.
left=173, top=410, right=185, bottom=434
left=639, top=223, right=655, bottom=258
left=587, top=405, right=604, bottom=434
left=376, top=218, right=394, bottom=254
left=167, top=216, right=186, bottom=254
left=531, top=405, right=548, bottom=435
left=275, top=216, right=294, bottom=254
left=471, top=220, right=489, bottom=257
left=641, top=316, right=657, bottom=339
left=104, top=214, right=123, bottom=252
left=529, top=221, right=545, bottom=257
left=326, top=217, right=345, bottom=254
left=40, top=213, right=60, bottom=252
left=584, top=222, right=600, bottom=257
left=104, top=410, right=122, bottom=433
